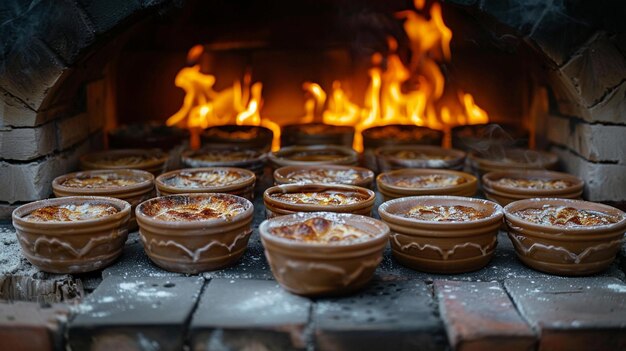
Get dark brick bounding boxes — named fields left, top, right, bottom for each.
left=190, top=278, right=311, bottom=351
left=435, top=280, right=536, bottom=351
left=314, top=279, right=446, bottom=351
left=68, top=276, right=204, bottom=350
left=77, top=0, right=141, bottom=34
left=480, top=0, right=547, bottom=35
left=505, top=277, right=626, bottom=351
left=0, top=301, right=70, bottom=351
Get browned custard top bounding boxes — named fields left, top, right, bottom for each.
left=513, top=205, right=620, bottom=227
left=284, top=151, right=346, bottom=162
left=94, top=154, right=162, bottom=167
left=387, top=174, right=467, bottom=188
left=269, top=217, right=375, bottom=244
left=142, top=195, right=246, bottom=222
left=61, top=174, right=142, bottom=188
left=163, top=169, right=249, bottom=188
left=25, top=203, right=119, bottom=222
left=189, top=150, right=261, bottom=162
left=285, top=169, right=365, bottom=184
left=270, top=190, right=368, bottom=206
left=494, top=177, right=573, bottom=190
left=402, top=205, right=486, bottom=222
left=388, top=150, right=454, bottom=161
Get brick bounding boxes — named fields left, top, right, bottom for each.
left=0, top=123, right=56, bottom=161
left=434, top=280, right=536, bottom=351
left=547, top=115, right=626, bottom=164
left=0, top=301, right=70, bottom=351
left=0, top=275, right=84, bottom=304
left=587, top=80, right=626, bottom=124
left=0, top=91, right=45, bottom=128
left=56, top=113, right=89, bottom=150
left=190, top=279, right=311, bottom=351
left=68, top=276, right=204, bottom=351
left=551, top=147, right=626, bottom=202
left=314, top=279, right=446, bottom=351
left=505, top=277, right=626, bottom=351
left=77, top=0, right=141, bottom=34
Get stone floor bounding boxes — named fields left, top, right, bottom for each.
left=1, top=175, right=626, bottom=351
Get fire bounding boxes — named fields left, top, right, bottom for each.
left=167, top=1, right=488, bottom=152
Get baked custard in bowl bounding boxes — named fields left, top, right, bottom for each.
left=80, top=148, right=168, bottom=175
left=259, top=212, right=389, bottom=296
left=268, top=145, right=358, bottom=169
left=156, top=167, right=256, bottom=200
left=468, top=148, right=558, bottom=177
left=264, top=184, right=376, bottom=218
left=375, top=145, right=466, bottom=172
left=181, top=147, right=267, bottom=177
left=503, top=198, right=626, bottom=276
left=12, top=196, right=131, bottom=273
left=377, top=169, right=477, bottom=201
left=483, top=170, right=584, bottom=206
left=378, top=196, right=503, bottom=273
left=273, top=165, right=375, bottom=188
left=136, top=193, right=254, bottom=273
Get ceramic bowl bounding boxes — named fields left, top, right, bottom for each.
left=181, top=147, right=267, bottom=178
left=80, top=148, right=169, bottom=175
left=451, top=123, right=529, bottom=151
left=268, top=145, right=358, bottom=169
left=503, top=198, right=626, bottom=276
left=135, top=193, right=254, bottom=274
left=379, top=196, right=503, bottom=274
left=263, top=184, right=376, bottom=218
left=259, top=212, right=389, bottom=296
left=375, top=145, right=466, bottom=172
left=468, top=148, right=558, bottom=177
left=482, top=170, right=584, bottom=206
left=377, top=169, right=477, bottom=201
left=280, top=123, right=355, bottom=147
left=108, top=123, right=189, bottom=150
left=52, top=169, right=155, bottom=230
left=12, top=196, right=131, bottom=273
left=155, top=167, right=256, bottom=200
left=273, top=165, right=375, bottom=189
left=362, top=124, right=443, bottom=149
left=201, top=125, right=273, bottom=152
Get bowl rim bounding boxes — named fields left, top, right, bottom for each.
left=362, top=124, right=443, bottom=138
left=52, top=169, right=155, bottom=195
left=155, top=167, right=255, bottom=193
left=378, top=195, right=504, bottom=228
left=200, top=124, right=274, bottom=141
left=377, top=168, right=477, bottom=193
left=482, top=170, right=583, bottom=195
left=135, top=193, right=253, bottom=228
left=80, top=148, right=168, bottom=170
left=503, top=198, right=626, bottom=233
left=281, top=123, right=355, bottom=135
left=468, top=148, right=558, bottom=168
left=263, top=183, right=376, bottom=211
left=259, top=211, right=389, bottom=248
left=374, top=144, right=466, bottom=160
left=269, top=145, right=358, bottom=166
left=273, top=164, right=374, bottom=186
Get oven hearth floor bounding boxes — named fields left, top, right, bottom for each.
left=1, top=173, right=626, bottom=350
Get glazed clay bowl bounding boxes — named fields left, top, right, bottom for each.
left=136, top=193, right=254, bottom=274
left=273, top=165, right=375, bottom=189
left=263, top=184, right=376, bottom=218
left=503, top=198, right=626, bottom=276
left=108, top=123, right=189, bottom=151
left=362, top=124, right=443, bottom=149
left=377, top=169, right=477, bottom=201
left=379, top=196, right=503, bottom=274
left=468, top=148, right=558, bottom=177
left=259, top=212, right=389, bottom=296
left=268, top=145, right=358, bottom=169
left=155, top=167, right=256, bottom=200
left=280, top=123, right=355, bottom=147
left=80, top=148, right=169, bottom=175
left=52, top=169, right=155, bottom=230
left=201, top=125, right=274, bottom=152
left=375, top=145, right=466, bottom=172
left=451, top=123, right=529, bottom=151
left=12, top=196, right=131, bottom=274
left=181, top=147, right=267, bottom=178
left=482, top=170, right=584, bottom=206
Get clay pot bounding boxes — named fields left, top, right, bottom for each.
left=201, top=125, right=273, bottom=152
left=135, top=193, right=254, bottom=274
left=280, top=123, right=355, bottom=147
left=181, top=147, right=267, bottom=178
left=268, top=145, right=358, bottom=169
left=263, top=184, right=376, bottom=218
left=155, top=167, right=256, bottom=200
left=259, top=212, right=389, bottom=296
left=377, top=169, right=477, bottom=201
left=362, top=124, right=443, bottom=149
left=378, top=196, right=503, bottom=274
left=80, top=148, right=169, bottom=175
left=273, top=165, right=374, bottom=189
left=52, top=169, right=155, bottom=230
left=451, top=123, right=528, bottom=151
left=503, top=198, right=626, bottom=276
left=12, top=196, right=131, bottom=273
left=468, top=148, right=558, bottom=177
left=108, top=123, right=189, bottom=150
left=482, top=170, right=584, bottom=206
left=375, top=145, right=466, bottom=172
